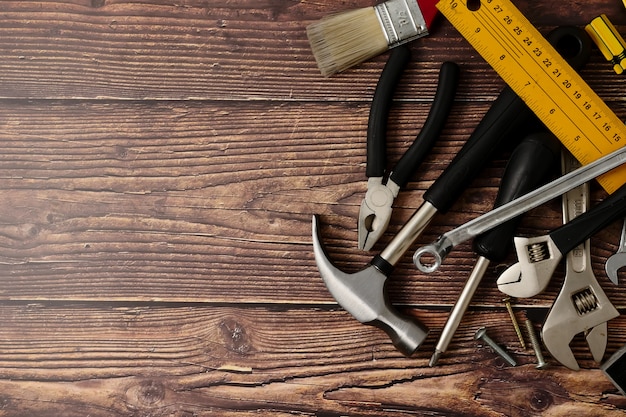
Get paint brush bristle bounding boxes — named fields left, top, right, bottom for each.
left=306, top=0, right=437, bottom=77
left=306, top=7, right=388, bottom=77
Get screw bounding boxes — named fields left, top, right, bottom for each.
left=474, top=327, right=517, bottom=367
left=525, top=319, right=548, bottom=369
left=503, top=297, right=526, bottom=349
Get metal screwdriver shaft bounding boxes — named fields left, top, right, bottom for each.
left=429, top=132, right=559, bottom=366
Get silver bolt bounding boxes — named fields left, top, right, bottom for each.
left=524, top=319, right=548, bottom=369
left=474, top=327, right=517, bottom=367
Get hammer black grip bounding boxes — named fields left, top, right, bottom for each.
left=422, top=86, right=536, bottom=212
left=423, top=26, right=592, bottom=213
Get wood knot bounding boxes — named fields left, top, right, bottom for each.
left=530, top=389, right=553, bottom=411
left=126, top=380, right=166, bottom=408
left=115, top=145, right=130, bottom=160
left=219, top=318, right=252, bottom=354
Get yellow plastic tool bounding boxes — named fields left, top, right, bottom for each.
left=586, top=14, right=626, bottom=75
left=437, top=0, right=626, bottom=193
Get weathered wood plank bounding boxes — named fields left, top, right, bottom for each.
left=2, top=0, right=626, bottom=415
left=0, top=304, right=623, bottom=416
left=0, top=100, right=624, bottom=308
left=0, top=0, right=624, bottom=101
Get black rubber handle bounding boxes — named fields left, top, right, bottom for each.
left=366, top=46, right=411, bottom=178
left=422, top=84, right=536, bottom=211
left=472, top=131, right=561, bottom=261
left=551, top=182, right=626, bottom=255
left=389, top=61, right=460, bottom=188
left=423, top=26, right=592, bottom=213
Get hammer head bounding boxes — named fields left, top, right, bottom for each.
left=312, top=215, right=429, bottom=356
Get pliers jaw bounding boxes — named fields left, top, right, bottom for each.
left=358, top=177, right=399, bottom=250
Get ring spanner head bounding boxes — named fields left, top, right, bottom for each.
left=312, top=215, right=429, bottom=355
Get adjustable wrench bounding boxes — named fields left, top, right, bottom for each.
left=605, top=218, right=626, bottom=284
left=541, top=152, right=619, bottom=370
left=496, top=176, right=626, bottom=298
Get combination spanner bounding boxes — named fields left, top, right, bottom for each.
left=540, top=152, right=619, bottom=370
left=413, top=143, right=626, bottom=274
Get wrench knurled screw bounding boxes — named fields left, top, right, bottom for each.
left=503, top=297, right=526, bottom=349
left=525, top=319, right=548, bottom=369
left=474, top=327, right=517, bottom=367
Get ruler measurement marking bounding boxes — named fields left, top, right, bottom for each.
left=472, top=5, right=597, bottom=152
left=480, top=5, right=524, bottom=59
left=439, top=0, right=626, bottom=193
left=485, top=14, right=602, bottom=154
left=477, top=15, right=521, bottom=60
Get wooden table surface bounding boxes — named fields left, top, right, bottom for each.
left=3, top=0, right=626, bottom=415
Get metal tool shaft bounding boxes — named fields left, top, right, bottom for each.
left=430, top=255, right=490, bottom=366
left=413, top=144, right=626, bottom=273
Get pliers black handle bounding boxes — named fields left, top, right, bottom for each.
left=359, top=46, right=459, bottom=250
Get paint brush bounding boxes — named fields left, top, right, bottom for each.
left=306, top=0, right=439, bottom=77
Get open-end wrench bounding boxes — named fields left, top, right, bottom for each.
left=496, top=178, right=626, bottom=298
left=413, top=144, right=626, bottom=274
left=605, top=218, right=626, bottom=284
left=541, top=152, right=619, bottom=370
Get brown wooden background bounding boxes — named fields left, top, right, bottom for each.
left=2, top=0, right=626, bottom=415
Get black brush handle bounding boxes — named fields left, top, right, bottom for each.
left=551, top=182, right=626, bottom=255
left=389, top=61, right=460, bottom=188
left=366, top=46, right=411, bottom=178
left=472, top=132, right=561, bottom=261
left=423, top=26, right=592, bottom=213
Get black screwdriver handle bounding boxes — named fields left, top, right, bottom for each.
left=551, top=181, right=626, bottom=255
left=389, top=61, right=460, bottom=188
left=366, top=46, right=412, bottom=178
left=472, top=132, right=561, bottom=261
left=423, top=26, right=592, bottom=213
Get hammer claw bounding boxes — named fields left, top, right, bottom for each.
left=312, top=215, right=429, bottom=355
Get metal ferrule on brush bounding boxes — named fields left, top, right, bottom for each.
left=375, top=0, right=428, bottom=47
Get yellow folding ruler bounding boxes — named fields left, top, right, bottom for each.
left=437, top=0, right=626, bottom=193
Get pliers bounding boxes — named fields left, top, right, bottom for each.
left=358, top=46, right=459, bottom=250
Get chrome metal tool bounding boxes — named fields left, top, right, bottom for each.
left=496, top=178, right=626, bottom=298
left=605, top=219, right=626, bottom=284
left=429, top=131, right=560, bottom=366
left=540, top=152, right=619, bottom=370
left=313, top=26, right=595, bottom=355
left=413, top=144, right=626, bottom=274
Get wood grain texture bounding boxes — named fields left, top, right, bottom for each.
left=1, top=0, right=626, bottom=415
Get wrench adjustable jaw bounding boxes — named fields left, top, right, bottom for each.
left=541, top=239, right=619, bottom=370
left=540, top=155, right=619, bottom=370
left=496, top=235, right=563, bottom=298
left=605, top=219, right=626, bottom=285
left=312, top=215, right=429, bottom=356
